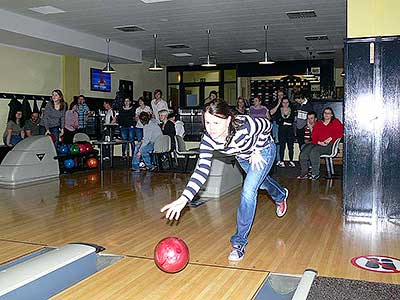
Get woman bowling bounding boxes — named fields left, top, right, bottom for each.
left=161, top=99, right=288, bottom=261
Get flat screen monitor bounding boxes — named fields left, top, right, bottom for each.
left=90, top=68, right=111, bottom=92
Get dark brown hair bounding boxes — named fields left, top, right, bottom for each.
left=154, top=89, right=162, bottom=97
left=322, top=107, right=336, bottom=123
left=203, top=99, right=243, bottom=146
left=139, top=111, right=150, bottom=125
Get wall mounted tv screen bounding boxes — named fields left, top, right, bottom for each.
left=90, top=68, right=111, bottom=92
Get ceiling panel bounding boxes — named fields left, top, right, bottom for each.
left=0, top=0, right=345, bottom=65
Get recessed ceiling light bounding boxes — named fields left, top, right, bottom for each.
left=239, top=49, right=259, bottom=54
left=160, top=18, right=169, bottom=22
left=114, top=25, right=145, bottom=32
left=165, top=44, right=190, bottom=49
left=305, top=35, right=329, bottom=41
left=188, top=62, right=194, bottom=66
left=172, top=53, right=192, bottom=57
left=140, top=0, right=172, bottom=3
left=29, top=5, right=66, bottom=14
left=286, top=10, right=317, bottom=19
left=316, top=50, right=336, bottom=55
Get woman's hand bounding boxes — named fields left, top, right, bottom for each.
left=60, top=128, right=64, bottom=136
left=160, top=196, right=188, bottom=220
left=45, top=130, right=50, bottom=135
left=249, top=150, right=267, bottom=171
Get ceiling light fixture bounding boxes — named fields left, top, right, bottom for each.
left=304, top=47, right=314, bottom=78
left=201, top=29, right=216, bottom=67
left=259, top=25, right=274, bottom=65
left=240, top=49, right=259, bottom=54
left=149, top=33, right=163, bottom=71
left=102, top=38, right=115, bottom=74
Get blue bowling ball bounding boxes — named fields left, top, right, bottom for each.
left=59, top=144, right=70, bottom=155
left=64, top=158, right=75, bottom=169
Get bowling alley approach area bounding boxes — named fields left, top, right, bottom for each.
left=0, top=168, right=399, bottom=300
left=2, top=1, right=400, bottom=299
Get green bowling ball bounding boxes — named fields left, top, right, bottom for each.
left=70, top=144, right=80, bottom=155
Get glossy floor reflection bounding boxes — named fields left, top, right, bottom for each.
left=0, top=169, right=399, bottom=290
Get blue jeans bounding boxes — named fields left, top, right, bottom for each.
left=49, top=127, right=60, bottom=148
left=120, top=126, right=135, bottom=155
left=231, top=143, right=286, bottom=249
left=132, top=143, right=154, bottom=169
left=272, top=121, right=281, bottom=162
left=135, top=127, right=143, bottom=142
left=3, top=135, right=22, bottom=146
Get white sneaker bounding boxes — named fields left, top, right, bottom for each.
left=288, top=161, right=295, bottom=167
left=228, top=245, right=245, bottom=261
left=277, top=161, right=285, bottom=167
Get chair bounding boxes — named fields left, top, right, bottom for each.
left=153, top=135, right=173, bottom=170
left=320, top=138, right=341, bottom=179
left=73, top=132, right=90, bottom=143
left=174, top=135, right=199, bottom=172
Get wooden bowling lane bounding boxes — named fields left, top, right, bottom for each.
left=0, top=170, right=400, bottom=285
left=51, top=257, right=268, bottom=300
left=0, top=240, right=42, bottom=264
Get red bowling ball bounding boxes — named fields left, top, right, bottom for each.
left=84, top=143, right=93, bottom=153
left=154, top=237, right=189, bottom=273
left=78, top=143, right=86, bottom=154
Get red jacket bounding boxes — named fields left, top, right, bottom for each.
left=312, top=119, right=343, bottom=145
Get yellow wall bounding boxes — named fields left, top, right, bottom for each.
left=80, top=58, right=167, bottom=101
left=0, top=44, right=62, bottom=138
left=348, top=0, right=400, bottom=38
left=62, top=55, right=80, bottom=104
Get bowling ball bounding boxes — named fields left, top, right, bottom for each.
left=48, top=133, right=56, bottom=143
left=154, top=237, right=189, bottom=273
left=58, top=144, right=70, bottom=155
left=78, top=143, right=86, bottom=154
left=70, top=144, right=80, bottom=155
left=64, top=158, right=75, bottom=169
left=84, top=143, right=94, bottom=153
left=86, top=157, right=98, bottom=168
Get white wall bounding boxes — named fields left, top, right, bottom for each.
left=80, top=58, right=166, bottom=100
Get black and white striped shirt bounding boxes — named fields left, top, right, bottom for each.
left=182, top=115, right=273, bottom=202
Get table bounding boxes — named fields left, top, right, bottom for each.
left=92, top=140, right=130, bottom=170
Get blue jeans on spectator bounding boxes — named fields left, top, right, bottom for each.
left=120, top=126, right=135, bottom=156
left=131, top=143, right=154, bottom=170
left=272, top=121, right=281, bottom=162
left=3, top=135, right=22, bottom=146
left=49, top=127, right=60, bottom=148
left=231, top=143, right=286, bottom=250
left=135, top=127, right=143, bottom=142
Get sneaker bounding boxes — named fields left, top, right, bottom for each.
left=310, top=174, right=320, bottom=180
left=228, top=245, right=245, bottom=261
left=148, top=165, right=157, bottom=171
left=297, top=174, right=309, bottom=180
left=277, top=161, right=285, bottom=167
left=288, top=161, right=296, bottom=167
left=131, top=168, right=140, bottom=173
left=276, top=188, right=288, bottom=218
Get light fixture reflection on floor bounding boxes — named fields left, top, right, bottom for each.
left=149, top=33, right=163, bottom=71
left=201, top=29, right=216, bottom=67
left=259, top=25, right=274, bottom=65
left=102, top=38, right=116, bottom=74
